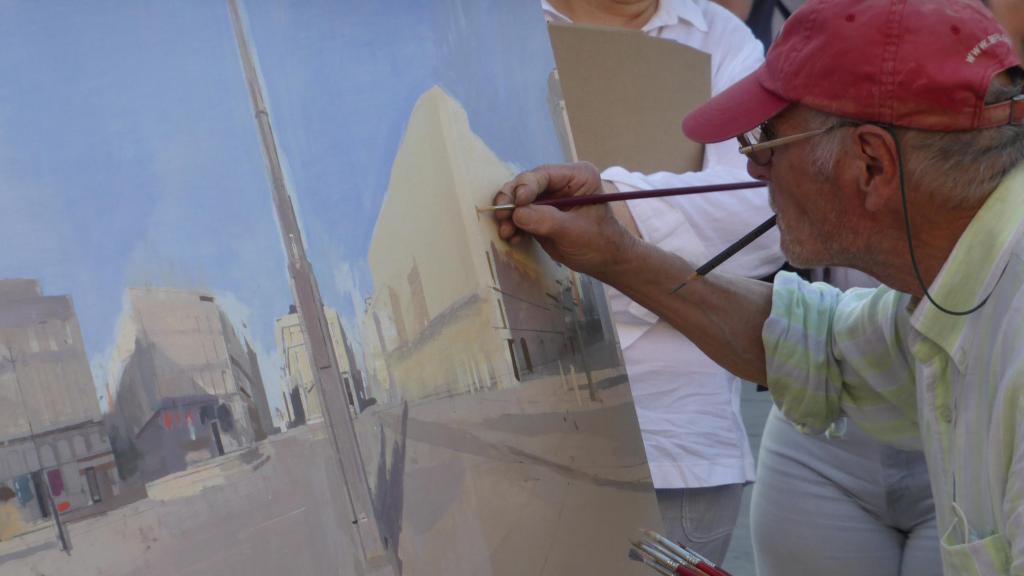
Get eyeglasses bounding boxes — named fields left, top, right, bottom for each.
left=737, top=123, right=833, bottom=166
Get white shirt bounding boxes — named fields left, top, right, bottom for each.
left=544, top=0, right=784, bottom=488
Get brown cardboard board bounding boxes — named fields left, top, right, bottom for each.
left=548, top=22, right=711, bottom=174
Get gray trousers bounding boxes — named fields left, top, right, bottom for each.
left=751, top=407, right=941, bottom=576
left=655, top=483, right=745, bottom=566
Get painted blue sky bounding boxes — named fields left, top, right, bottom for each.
left=0, top=0, right=561, bottom=420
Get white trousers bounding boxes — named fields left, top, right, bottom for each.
left=751, top=407, right=941, bottom=575
left=655, top=483, right=746, bottom=566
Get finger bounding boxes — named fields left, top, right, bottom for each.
left=511, top=205, right=567, bottom=239
left=510, top=170, right=548, bottom=206
left=493, top=181, right=516, bottom=221
left=534, top=162, right=599, bottom=197
left=497, top=220, right=519, bottom=241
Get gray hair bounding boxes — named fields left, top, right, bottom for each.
left=807, top=69, right=1024, bottom=208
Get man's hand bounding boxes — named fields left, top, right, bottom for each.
left=494, top=163, right=773, bottom=385
left=493, top=162, right=639, bottom=280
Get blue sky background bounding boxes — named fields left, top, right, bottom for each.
left=0, top=0, right=561, bottom=421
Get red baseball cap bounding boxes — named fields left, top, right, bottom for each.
left=683, top=0, right=1024, bottom=144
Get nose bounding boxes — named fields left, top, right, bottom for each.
left=747, top=157, right=771, bottom=182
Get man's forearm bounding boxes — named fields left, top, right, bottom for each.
left=600, top=238, right=775, bottom=384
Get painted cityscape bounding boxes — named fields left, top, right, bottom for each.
left=0, top=1, right=660, bottom=575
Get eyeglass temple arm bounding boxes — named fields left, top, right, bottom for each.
left=738, top=127, right=830, bottom=154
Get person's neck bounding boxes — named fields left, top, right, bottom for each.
left=547, top=0, right=660, bottom=29
left=856, top=203, right=980, bottom=297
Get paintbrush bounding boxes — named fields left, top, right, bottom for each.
left=482, top=179, right=776, bottom=294
left=628, top=548, right=676, bottom=576
left=629, top=539, right=706, bottom=576
left=642, top=530, right=733, bottom=576
left=478, top=181, right=765, bottom=212
left=670, top=214, right=777, bottom=293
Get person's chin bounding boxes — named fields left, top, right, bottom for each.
left=780, top=238, right=825, bottom=269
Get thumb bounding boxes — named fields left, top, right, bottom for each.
left=512, top=205, right=566, bottom=238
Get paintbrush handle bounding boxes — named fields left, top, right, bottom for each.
left=694, top=214, right=777, bottom=276
left=674, top=564, right=705, bottom=576
left=670, top=214, right=777, bottom=293
left=535, top=181, right=765, bottom=210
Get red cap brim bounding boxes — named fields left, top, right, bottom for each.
left=683, top=68, right=790, bottom=143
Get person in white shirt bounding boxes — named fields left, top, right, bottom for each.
left=543, top=0, right=783, bottom=563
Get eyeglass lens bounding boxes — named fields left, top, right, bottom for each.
left=739, top=123, right=773, bottom=166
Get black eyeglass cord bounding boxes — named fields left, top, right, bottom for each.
left=887, top=127, right=1006, bottom=316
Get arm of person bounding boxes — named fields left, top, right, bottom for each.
left=604, top=180, right=641, bottom=236
left=495, top=162, right=920, bottom=442
left=614, top=237, right=775, bottom=384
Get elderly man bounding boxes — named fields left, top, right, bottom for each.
left=495, top=0, right=1024, bottom=573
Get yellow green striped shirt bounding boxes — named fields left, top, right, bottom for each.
left=763, top=165, right=1024, bottom=575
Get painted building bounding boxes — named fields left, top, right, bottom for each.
left=361, top=87, right=614, bottom=404
left=245, top=340, right=277, bottom=436
left=107, top=287, right=272, bottom=483
left=275, top=305, right=368, bottom=425
left=0, top=279, right=118, bottom=538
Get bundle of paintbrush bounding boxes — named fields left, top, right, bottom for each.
left=628, top=529, right=735, bottom=576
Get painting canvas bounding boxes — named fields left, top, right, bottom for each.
left=0, top=2, right=659, bottom=575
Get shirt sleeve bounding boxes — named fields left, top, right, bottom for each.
left=763, top=272, right=921, bottom=448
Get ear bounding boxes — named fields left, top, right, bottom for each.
left=851, top=125, right=900, bottom=212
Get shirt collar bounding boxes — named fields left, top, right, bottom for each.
left=646, top=0, right=708, bottom=33
left=540, top=0, right=708, bottom=33
left=911, top=163, right=1024, bottom=369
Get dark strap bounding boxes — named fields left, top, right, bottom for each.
left=746, top=0, right=794, bottom=50
left=745, top=0, right=777, bottom=49
left=775, top=0, right=792, bottom=19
